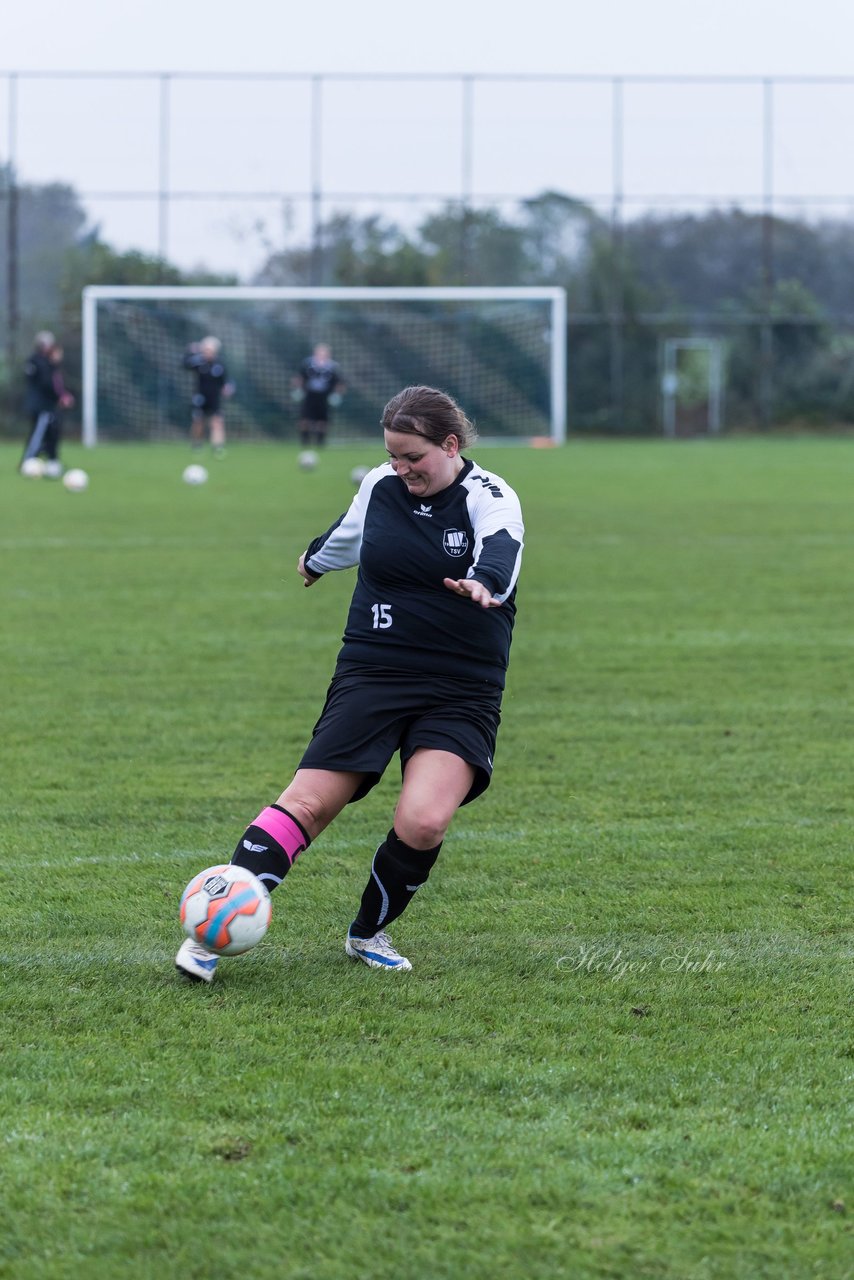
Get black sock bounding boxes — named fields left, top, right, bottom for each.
left=231, top=804, right=311, bottom=893
left=349, top=828, right=442, bottom=939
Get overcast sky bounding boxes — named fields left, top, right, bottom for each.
left=6, top=0, right=854, bottom=276
left=6, top=0, right=854, bottom=76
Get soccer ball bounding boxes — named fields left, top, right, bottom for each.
left=182, top=463, right=208, bottom=486
left=20, top=457, right=45, bottom=478
left=350, top=465, right=370, bottom=487
left=298, top=450, right=319, bottom=471
left=180, top=864, right=271, bottom=956
left=63, top=468, right=89, bottom=492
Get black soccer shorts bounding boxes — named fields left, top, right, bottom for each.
left=191, top=394, right=221, bottom=416
left=302, top=391, right=330, bottom=422
left=297, top=661, right=503, bottom=804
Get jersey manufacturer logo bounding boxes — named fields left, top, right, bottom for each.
left=413, top=503, right=433, bottom=519
left=471, top=473, right=504, bottom=498
left=243, top=840, right=267, bottom=854
left=443, top=529, right=469, bottom=557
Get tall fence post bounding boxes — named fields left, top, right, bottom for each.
left=157, top=73, right=171, bottom=274
left=310, top=75, right=323, bottom=285
left=5, top=73, right=19, bottom=386
left=460, top=75, right=474, bottom=282
left=759, top=77, right=775, bottom=428
left=610, top=76, right=625, bottom=431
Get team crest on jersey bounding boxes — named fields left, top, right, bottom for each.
left=443, top=529, right=469, bottom=557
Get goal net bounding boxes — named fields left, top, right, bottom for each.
left=82, top=286, right=566, bottom=446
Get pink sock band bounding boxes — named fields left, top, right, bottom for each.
left=256, top=806, right=308, bottom=866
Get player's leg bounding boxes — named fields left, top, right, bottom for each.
left=312, top=398, right=331, bottom=446
left=209, top=413, right=226, bottom=455
left=190, top=408, right=205, bottom=446
left=177, top=768, right=363, bottom=982
left=231, top=768, right=364, bottom=889
left=346, top=749, right=475, bottom=971
left=21, top=411, right=52, bottom=463
left=394, top=748, right=475, bottom=847
left=44, top=412, right=61, bottom=460
left=256, top=667, right=402, bottom=886
left=313, top=413, right=329, bottom=447
left=302, top=393, right=327, bottom=446
left=42, top=414, right=63, bottom=477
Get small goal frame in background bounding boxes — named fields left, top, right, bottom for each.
left=661, top=337, right=725, bottom=438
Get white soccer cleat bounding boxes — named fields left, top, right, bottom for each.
left=345, top=929, right=412, bottom=972
left=175, top=937, right=219, bottom=983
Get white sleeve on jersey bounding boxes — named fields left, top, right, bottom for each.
left=304, top=463, right=390, bottom=575
left=464, top=471, right=525, bottom=604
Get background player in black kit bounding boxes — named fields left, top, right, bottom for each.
left=182, top=336, right=234, bottom=456
left=176, top=384, right=524, bottom=981
left=20, top=331, right=73, bottom=476
left=292, top=342, right=345, bottom=446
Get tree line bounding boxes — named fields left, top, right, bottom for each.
left=3, top=167, right=854, bottom=433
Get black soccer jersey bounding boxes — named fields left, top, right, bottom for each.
left=299, top=358, right=341, bottom=397
left=183, top=351, right=229, bottom=407
left=303, top=458, right=524, bottom=687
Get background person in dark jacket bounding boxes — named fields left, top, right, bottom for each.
left=21, top=331, right=72, bottom=476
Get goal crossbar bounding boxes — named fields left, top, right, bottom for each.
left=82, top=285, right=567, bottom=446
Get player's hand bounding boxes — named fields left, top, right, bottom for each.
left=443, top=577, right=501, bottom=608
left=223, top=383, right=235, bottom=399
left=298, top=553, right=320, bottom=587
left=59, top=394, right=74, bottom=409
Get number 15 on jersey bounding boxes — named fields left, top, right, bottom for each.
left=371, top=603, right=393, bottom=629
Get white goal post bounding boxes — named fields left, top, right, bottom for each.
left=81, top=285, right=567, bottom=446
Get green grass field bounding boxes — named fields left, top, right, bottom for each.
left=1, top=438, right=851, bottom=1280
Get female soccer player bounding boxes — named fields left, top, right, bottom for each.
left=176, top=385, right=524, bottom=980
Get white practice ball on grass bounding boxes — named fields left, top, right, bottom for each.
left=182, top=463, right=209, bottom=486
left=298, top=450, right=319, bottom=471
left=350, top=465, right=370, bottom=487
left=20, top=458, right=45, bottom=478
left=62, top=468, right=89, bottom=492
